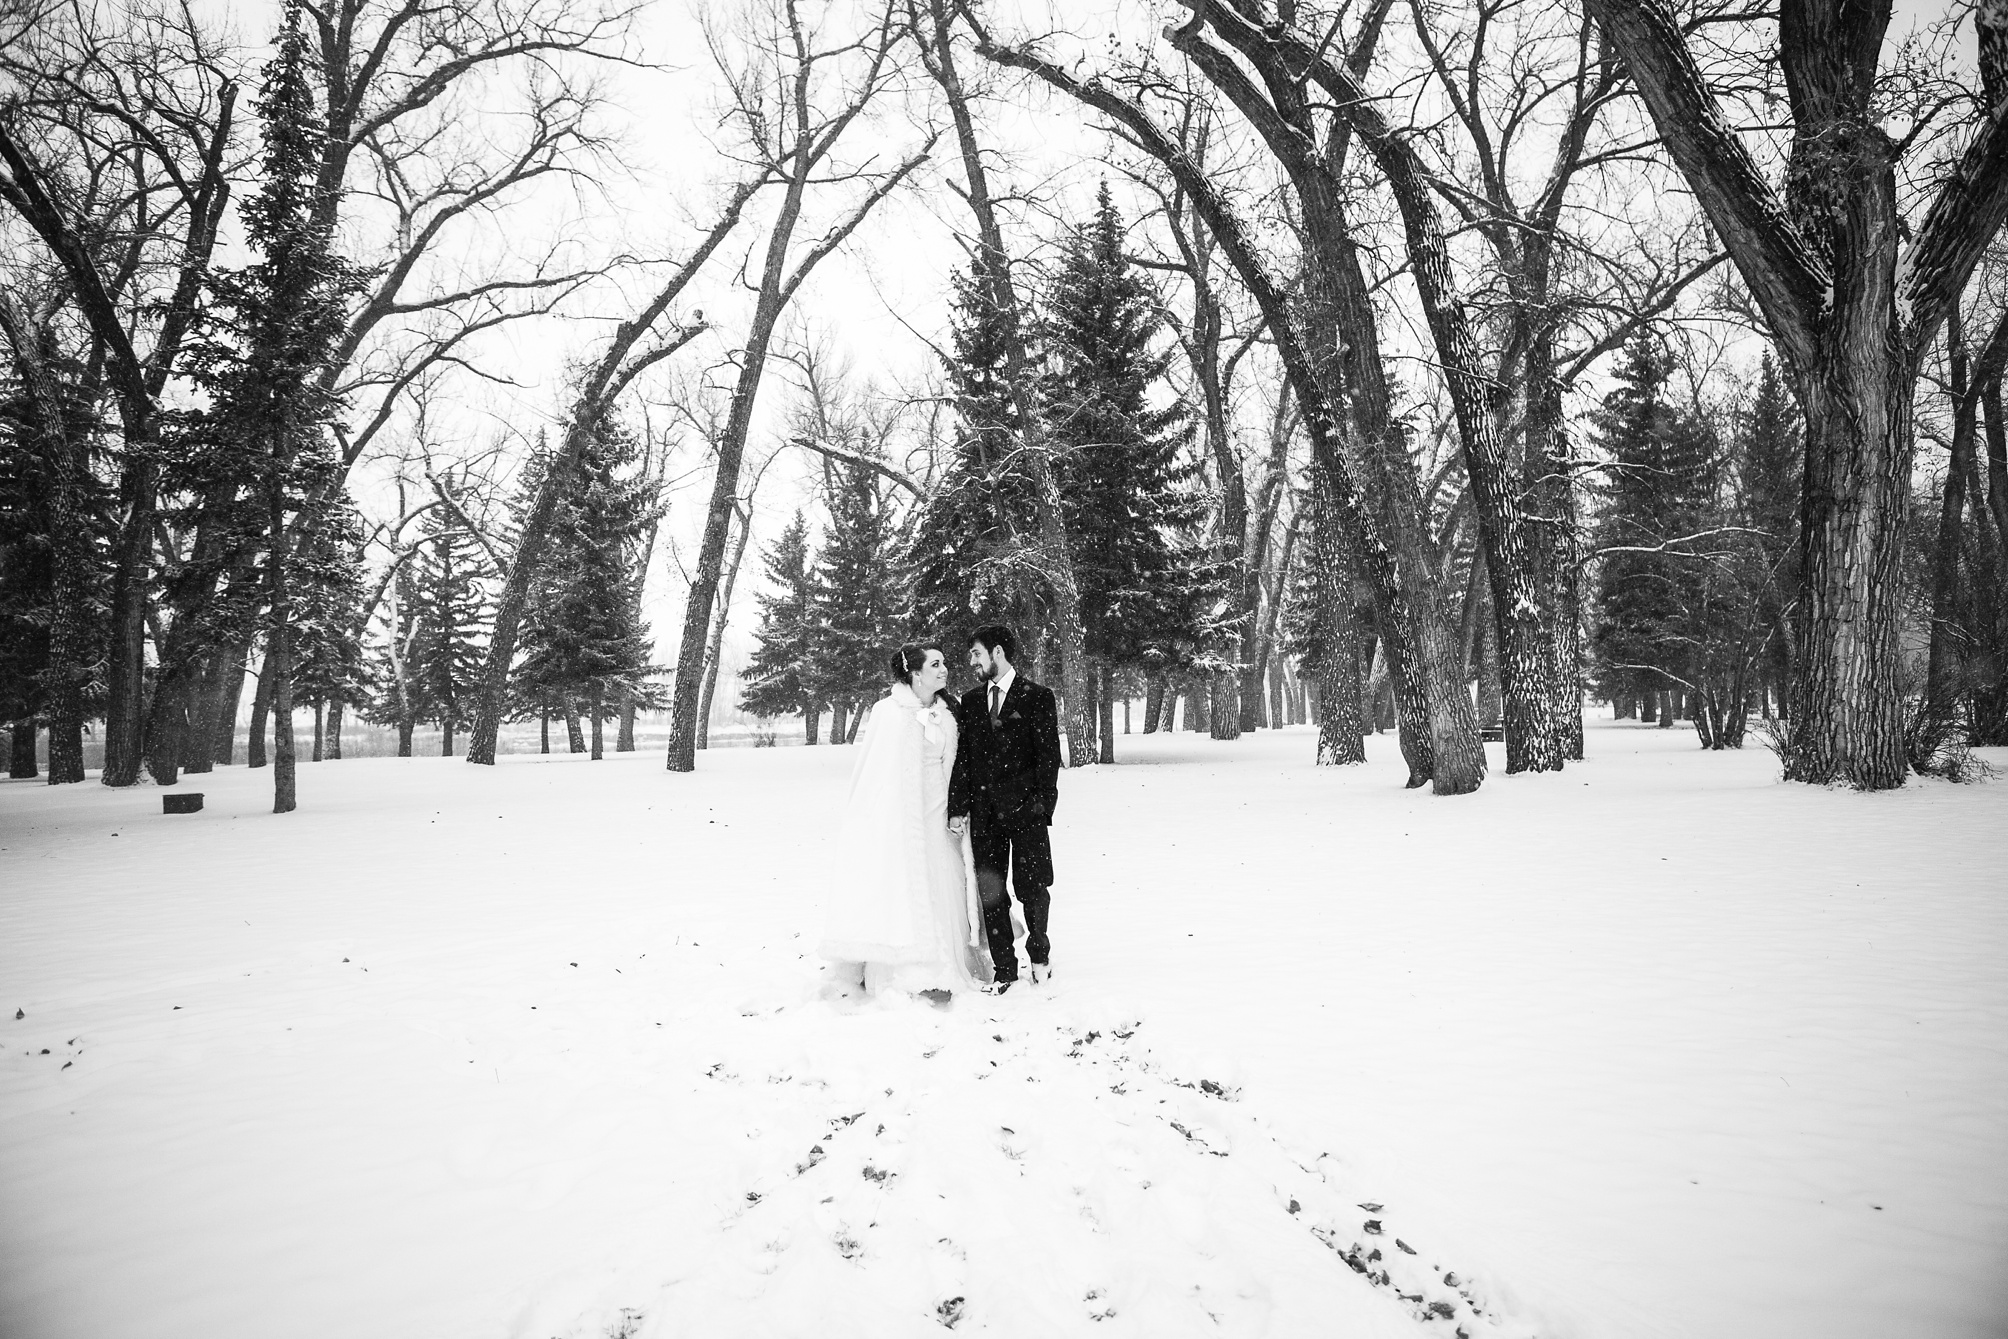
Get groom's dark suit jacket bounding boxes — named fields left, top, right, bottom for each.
left=948, top=676, right=1061, bottom=835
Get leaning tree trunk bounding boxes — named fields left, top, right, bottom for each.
left=467, top=182, right=756, bottom=767
left=1180, top=11, right=1556, bottom=773
left=248, top=649, right=273, bottom=768
left=975, top=35, right=1484, bottom=792
left=697, top=503, right=754, bottom=752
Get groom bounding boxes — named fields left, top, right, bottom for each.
left=948, top=624, right=1060, bottom=992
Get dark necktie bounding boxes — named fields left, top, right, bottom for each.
left=989, top=684, right=1002, bottom=724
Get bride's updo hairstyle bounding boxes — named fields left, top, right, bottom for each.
left=889, top=644, right=926, bottom=685
left=889, top=642, right=951, bottom=704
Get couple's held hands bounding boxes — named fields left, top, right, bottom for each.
left=948, top=816, right=967, bottom=837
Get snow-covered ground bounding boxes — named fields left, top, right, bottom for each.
left=2, top=719, right=2003, bottom=1339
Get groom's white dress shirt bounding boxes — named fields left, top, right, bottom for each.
left=988, top=667, right=1016, bottom=720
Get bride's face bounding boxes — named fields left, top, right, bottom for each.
left=913, top=648, right=948, bottom=700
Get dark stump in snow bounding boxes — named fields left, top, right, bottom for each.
left=162, top=793, right=204, bottom=814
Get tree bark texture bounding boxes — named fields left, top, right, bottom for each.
left=1308, top=477, right=1368, bottom=764
left=1166, top=6, right=1526, bottom=777
left=975, top=25, right=1482, bottom=792
left=1584, top=0, right=2008, bottom=786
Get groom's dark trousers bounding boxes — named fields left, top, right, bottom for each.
left=950, top=675, right=1062, bottom=983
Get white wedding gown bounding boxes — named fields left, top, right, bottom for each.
left=818, top=683, right=990, bottom=994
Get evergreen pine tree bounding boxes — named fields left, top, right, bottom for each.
left=1040, top=184, right=1215, bottom=757
left=740, top=509, right=822, bottom=742
left=513, top=405, right=660, bottom=757
left=908, top=255, right=1048, bottom=643
left=406, top=520, right=495, bottom=755
left=1042, top=184, right=1213, bottom=675
left=196, top=0, right=361, bottom=808
left=1590, top=335, right=1748, bottom=741
left=1590, top=336, right=1682, bottom=714
left=811, top=463, right=905, bottom=735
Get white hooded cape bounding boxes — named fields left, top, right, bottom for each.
left=817, top=684, right=987, bottom=989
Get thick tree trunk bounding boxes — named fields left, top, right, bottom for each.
left=1579, top=0, right=2008, bottom=786
left=541, top=711, right=550, bottom=754
left=9, top=722, right=36, bottom=778
left=617, top=690, right=637, bottom=753
left=1787, top=369, right=1915, bottom=787
left=1208, top=666, right=1238, bottom=741
left=327, top=698, right=344, bottom=759
left=311, top=702, right=324, bottom=763
left=397, top=716, right=413, bottom=757
left=1308, top=480, right=1367, bottom=765
left=1476, top=599, right=1503, bottom=731
left=591, top=686, right=605, bottom=760
left=803, top=698, right=821, bottom=745
left=144, top=656, right=188, bottom=787
left=1142, top=675, right=1165, bottom=734
left=564, top=706, right=584, bottom=754
left=1185, top=675, right=1210, bottom=733
left=442, top=713, right=456, bottom=757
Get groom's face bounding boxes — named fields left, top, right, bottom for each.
left=968, top=643, right=998, bottom=682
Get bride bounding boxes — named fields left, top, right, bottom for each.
left=818, top=643, right=992, bottom=996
